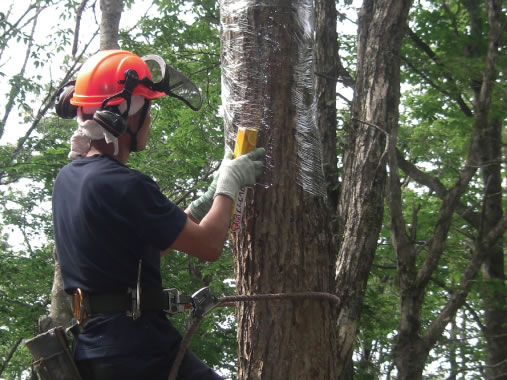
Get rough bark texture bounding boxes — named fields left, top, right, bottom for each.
left=334, top=0, right=412, bottom=377
left=100, top=0, right=123, bottom=50
left=221, top=2, right=338, bottom=379
left=315, top=0, right=339, bottom=211
left=314, top=1, right=353, bottom=377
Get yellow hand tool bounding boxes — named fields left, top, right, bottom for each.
left=230, top=127, right=258, bottom=232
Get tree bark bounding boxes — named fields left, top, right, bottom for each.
left=100, top=0, right=123, bottom=50
left=470, top=2, right=506, bottom=378
left=334, top=0, right=412, bottom=376
left=38, top=249, right=73, bottom=332
left=478, top=83, right=506, bottom=380
left=220, top=1, right=338, bottom=379
left=315, top=0, right=339, bottom=211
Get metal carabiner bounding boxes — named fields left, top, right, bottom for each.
left=73, top=288, right=87, bottom=324
left=127, top=260, right=142, bottom=320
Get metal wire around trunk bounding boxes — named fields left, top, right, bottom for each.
left=167, top=291, right=340, bottom=380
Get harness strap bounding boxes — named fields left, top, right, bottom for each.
left=74, top=288, right=170, bottom=318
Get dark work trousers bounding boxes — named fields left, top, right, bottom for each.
left=76, top=350, right=223, bottom=380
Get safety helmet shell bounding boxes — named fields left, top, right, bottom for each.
left=70, top=50, right=166, bottom=107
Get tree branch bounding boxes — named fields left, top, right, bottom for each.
left=0, top=4, right=42, bottom=141
left=9, top=29, right=99, bottom=162
left=395, top=148, right=480, bottom=228
left=387, top=137, right=414, bottom=274
left=72, top=0, right=90, bottom=57
left=424, top=214, right=506, bottom=347
left=481, top=214, right=507, bottom=249
left=405, top=27, right=474, bottom=118
left=0, top=3, right=39, bottom=59
left=0, top=337, right=22, bottom=377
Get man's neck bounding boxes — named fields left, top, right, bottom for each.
left=87, top=141, right=130, bottom=164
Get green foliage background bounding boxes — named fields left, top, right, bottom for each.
left=0, top=0, right=504, bottom=379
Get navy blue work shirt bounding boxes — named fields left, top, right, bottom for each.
left=52, top=154, right=187, bottom=360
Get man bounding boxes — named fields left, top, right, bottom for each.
left=52, top=50, right=265, bottom=380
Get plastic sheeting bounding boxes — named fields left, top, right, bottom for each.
left=220, top=0, right=326, bottom=197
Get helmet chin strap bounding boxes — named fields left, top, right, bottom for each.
left=127, top=99, right=150, bottom=152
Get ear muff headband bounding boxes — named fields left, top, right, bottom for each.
left=55, top=81, right=77, bottom=119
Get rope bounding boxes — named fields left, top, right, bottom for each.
left=167, top=315, right=203, bottom=380
left=167, top=291, right=339, bottom=380
left=221, top=291, right=340, bottom=305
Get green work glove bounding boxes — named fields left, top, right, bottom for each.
left=215, top=147, right=266, bottom=200
left=188, top=148, right=241, bottom=221
left=188, top=171, right=219, bottom=222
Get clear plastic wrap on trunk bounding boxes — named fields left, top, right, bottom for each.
left=220, top=0, right=325, bottom=197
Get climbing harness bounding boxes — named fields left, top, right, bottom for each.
left=25, top=282, right=338, bottom=380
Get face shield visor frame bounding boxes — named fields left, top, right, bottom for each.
left=141, top=54, right=202, bottom=112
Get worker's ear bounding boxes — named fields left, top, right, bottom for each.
left=55, top=81, right=77, bottom=119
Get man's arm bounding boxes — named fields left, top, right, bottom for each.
left=161, top=147, right=265, bottom=262
left=162, top=195, right=233, bottom=261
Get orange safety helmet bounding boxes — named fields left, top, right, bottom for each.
left=70, top=50, right=166, bottom=107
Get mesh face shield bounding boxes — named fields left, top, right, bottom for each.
left=142, top=54, right=202, bottom=111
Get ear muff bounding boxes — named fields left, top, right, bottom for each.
left=93, top=109, right=127, bottom=137
left=55, top=81, right=77, bottom=119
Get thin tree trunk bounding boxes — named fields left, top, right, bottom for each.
left=100, top=0, right=123, bottom=50
left=479, top=113, right=506, bottom=380
left=0, top=337, right=23, bottom=378
left=335, top=0, right=412, bottom=376
left=38, top=248, right=73, bottom=333
left=473, top=2, right=506, bottom=378
left=220, top=1, right=337, bottom=379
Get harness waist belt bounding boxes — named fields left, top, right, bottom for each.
left=82, top=289, right=168, bottom=316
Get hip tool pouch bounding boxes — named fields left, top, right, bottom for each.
left=24, top=326, right=83, bottom=380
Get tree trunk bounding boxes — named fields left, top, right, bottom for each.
left=479, top=97, right=506, bottom=380
left=334, top=0, right=412, bottom=376
left=38, top=249, right=73, bottom=332
left=220, top=1, right=337, bottom=379
left=100, top=0, right=123, bottom=50
left=315, top=0, right=339, bottom=211
left=468, top=1, right=506, bottom=378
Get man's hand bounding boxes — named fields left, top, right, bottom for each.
left=215, top=147, right=265, bottom=200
